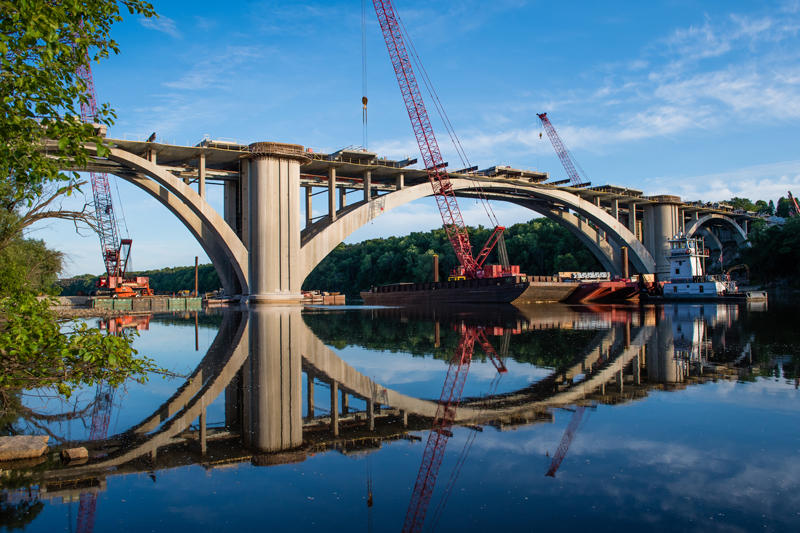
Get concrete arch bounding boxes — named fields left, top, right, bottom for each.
left=685, top=214, right=747, bottom=245
left=90, top=146, right=249, bottom=295
left=695, top=226, right=723, bottom=264
left=299, top=179, right=655, bottom=281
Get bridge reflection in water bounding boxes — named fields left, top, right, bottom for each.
left=31, top=302, right=763, bottom=504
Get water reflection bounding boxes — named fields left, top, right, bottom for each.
left=1, top=300, right=795, bottom=532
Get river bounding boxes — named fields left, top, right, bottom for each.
left=1, top=299, right=798, bottom=532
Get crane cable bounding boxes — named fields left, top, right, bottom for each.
left=362, top=0, right=368, bottom=151
left=393, top=6, right=500, bottom=228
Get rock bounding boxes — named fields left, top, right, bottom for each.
left=0, top=436, right=49, bottom=461
left=61, top=447, right=89, bottom=462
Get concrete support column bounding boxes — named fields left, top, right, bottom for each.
left=243, top=306, right=303, bottom=452
left=642, top=198, right=682, bottom=280
left=245, top=143, right=309, bottom=304
left=367, top=399, right=375, bottom=431
left=328, top=167, right=336, bottom=221
left=198, top=153, right=206, bottom=200
left=305, top=187, right=313, bottom=229
left=331, top=381, right=339, bottom=436
left=632, top=354, right=641, bottom=385
left=628, top=202, right=637, bottom=238
left=339, top=188, right=347, bottom=209
left=611, top=199, right=619, bottom=221
left=150, top=149, right=157, bottom=165
left=306, top=372, right=315, bottom=419
left=396, top=173, right=404, bottom=191
left=742, top=219, right=748, bottom=234
left=199, top=408, right=207, bottom=454
left=341, top=391, right=349, bottom=414
left=363, top=171, right=372, bottom=203
left=617, top=370, right=624, bottom=392
left=400, top=409, right=408, bottom=427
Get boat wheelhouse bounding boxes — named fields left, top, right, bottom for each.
left=663, top=234, right=737, bottom=298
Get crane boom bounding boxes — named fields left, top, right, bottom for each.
left=76, top=58, right=126, bottom=278
left=537, top=113, right=589, bottom=188
left=372, top=0, right=505, bottom=278
left=545, top=406, right=586, bottom=477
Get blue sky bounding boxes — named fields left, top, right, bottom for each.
left=33, top=0, right=800, bottom=277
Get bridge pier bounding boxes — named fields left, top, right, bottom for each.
left=245, top=143, right=310, bottom=304
left=642, top=197, right=683, bottom=279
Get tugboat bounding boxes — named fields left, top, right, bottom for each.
left=660, top=234, right=766, bottom=301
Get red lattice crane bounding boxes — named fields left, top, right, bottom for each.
left=372, top=0, right=511, bottom=279
left=76, top=52, right=151, bottom=297
left=545, top=405, right=586, bottom=477
left=402, top=326, right=506, bottom=533
left=537, top=113, right=591, bottom=188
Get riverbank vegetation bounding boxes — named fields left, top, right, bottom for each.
left=739, top=216, right=800, bottom=285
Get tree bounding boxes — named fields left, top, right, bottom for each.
left=0, top=1, right=161, bottom=402
left=776, top=197, right=793, bottom=218
left=755, top=200, right=771, bottom=215
left=729, top=197, right=757, bottom=212
left=0, top=0, right=156, bottom=212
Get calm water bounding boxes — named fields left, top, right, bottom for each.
left=2, top=299, right=799, bottom=532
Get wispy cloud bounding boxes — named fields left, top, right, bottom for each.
left=648, top=159, right=800, bottom=202
left=164, top=46, right=264, bottom=90
left=139, top=17, right=182, bottom=39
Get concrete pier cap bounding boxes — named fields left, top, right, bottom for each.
left=244, top=142, right=312, bottom=305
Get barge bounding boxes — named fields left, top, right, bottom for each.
left=360, top=275, right=580, bottom=305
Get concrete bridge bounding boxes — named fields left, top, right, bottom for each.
left=69, top=137, right=758, bottom=302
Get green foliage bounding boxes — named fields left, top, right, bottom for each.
left=58, top=264, right=223, bottom=295
left=729, top=197, right=757, bottom=212
left=0, top=0, right=156, bottom=206
left=776, top=197, right=794, bottom=218
left=0, top=236, right=63, bottom=295
left=740, top=216, right=800, bottom=283
left=754, top=200, right=772, bottom=215
left=0, top=293, right=157, bottom=397
left=303, top=218, right=602, bottom=296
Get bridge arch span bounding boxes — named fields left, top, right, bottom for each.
left=92, top=146, right=249, bottom=295
left=685, top=214, right=748, bottom=246
left=299, top=179, right=655, bottom=280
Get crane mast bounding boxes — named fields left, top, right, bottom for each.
left=537, top=113, right=590, bottom=188
left=76, top=60, right=128, bottom=280
left=372, top=0, right=506, bottom=279
left=75, top=47, right=151, bottom=297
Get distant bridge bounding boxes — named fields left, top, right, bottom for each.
left=64, top=138, right=757, bottom=302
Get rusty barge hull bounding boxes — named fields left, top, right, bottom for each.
left=360, top=276, right=580, bottom=305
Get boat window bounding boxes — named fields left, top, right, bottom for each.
left=675, top=269, right=680, bottom=274
left=700, top=286, right=704, bottom=293
left=673, top=286, right=678, bottom=293
left=689, top=242, right=696, bottom=249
